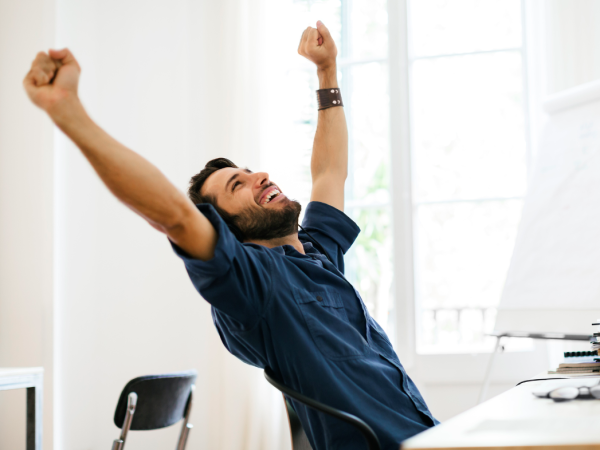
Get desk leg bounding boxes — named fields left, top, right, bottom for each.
left=26, top=381, right=43, bottom=450
left=478, top=336, right=502, bottom=404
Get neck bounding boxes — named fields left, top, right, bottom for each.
left=246, top=233, right=305, bottom=254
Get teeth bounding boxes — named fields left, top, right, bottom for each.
left=264, top=189, right=280, bottom=204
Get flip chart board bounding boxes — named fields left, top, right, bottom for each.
left=495, top=80, right=600, bottom=334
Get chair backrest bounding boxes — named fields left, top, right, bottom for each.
left=264, top=368, right=381, bottom=450
left=283, top=395, right=313, bottom=450
left=114, top=370, right=197, bottom=430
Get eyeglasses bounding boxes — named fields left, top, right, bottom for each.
left=534, top=384, right=600, bottom=402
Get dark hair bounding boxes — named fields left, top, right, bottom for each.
left=188, top=157, right=245, bottom=241
left=188, top=157, right=238, bottom=205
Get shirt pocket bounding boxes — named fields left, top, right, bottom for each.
left=293, top=287, right=369, bottom=360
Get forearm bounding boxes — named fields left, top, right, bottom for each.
left=50, top=98, right=193, bottom=231
left=310, top=67, right=348, bottom=209
left=24, top=48, right=216, bottom=259
left=311, top=67, right=348, bottom=180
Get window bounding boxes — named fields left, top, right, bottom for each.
left=407, top=0, right=529, bottom=353
left=270, top=0, right=529, bottom=355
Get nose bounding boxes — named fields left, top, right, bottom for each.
left=252, top=172, right=270, bottom=189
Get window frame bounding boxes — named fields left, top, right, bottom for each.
left=388, top=0, right=532, bottom=362
left=288, top=0, right=532, bottom=361
left=339, top=0, right=394, bottom=325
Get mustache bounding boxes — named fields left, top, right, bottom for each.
left=257, top=182, right=280, bottom=204
left=261, top=182, right=276, bottom=193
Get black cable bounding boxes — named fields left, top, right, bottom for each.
left=516, top=378, right=568, bottom=386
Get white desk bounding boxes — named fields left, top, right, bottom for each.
left=401, top=376, right=600, bottom=450
left=0, top=367, right=43, bottom=450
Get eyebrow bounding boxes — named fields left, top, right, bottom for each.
left=225, top=168, right=252, bottom=192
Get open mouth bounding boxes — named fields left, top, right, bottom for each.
left=259, top=186, right=284, bottom=205
left=264, top=189, right=281, bottom=204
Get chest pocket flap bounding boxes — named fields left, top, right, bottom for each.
left=294, top=289, right=344, bottom=307
left=293, top=287, right=369, bottom=360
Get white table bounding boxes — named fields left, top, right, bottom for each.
left=0, top=368, right=43, bottom=450
left=401, top=375, right=600, bottom=450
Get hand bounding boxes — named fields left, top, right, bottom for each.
left=23, top=48, right=81, bottom=115
left=298, top=21, right=337, bottom=72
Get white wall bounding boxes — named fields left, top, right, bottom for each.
left=0, top=0, right=55, bottom=448
left=55, top=0, right=225, bottom=448
left=53, top=0, right=211, bottom=447
left=53, top=0, right=287, bottom=449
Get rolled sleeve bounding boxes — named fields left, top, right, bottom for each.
left=301, top=202, right=360, bottom=253
left=300, top=202, right=361, bottom=272
left=170, top=203, right=272, bottom=328
left=170, top=204, right=236, bottom=286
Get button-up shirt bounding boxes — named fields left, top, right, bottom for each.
left=172, top=201, right=438, bottom=450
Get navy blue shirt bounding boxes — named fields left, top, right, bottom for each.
left=172, top=201, right=438, bottom=450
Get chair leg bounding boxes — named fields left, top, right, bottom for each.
left=176, top=385, right=195, bottom=450
left=177, top=424, right=193, bottom=450
left=112, top=392, right=138, bottom=450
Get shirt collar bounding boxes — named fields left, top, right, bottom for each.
left=302, top=241, right=318, bottom=254
left=268, top=241, right=318, bottom=257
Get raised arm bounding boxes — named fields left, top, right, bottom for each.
left=23, top=49, right=217, bottom=260
left=298, top=21, right=348, bottom=211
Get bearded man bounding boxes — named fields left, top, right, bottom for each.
left=24, top=20, right=438, bottom=450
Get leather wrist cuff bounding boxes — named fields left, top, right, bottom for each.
left=316, top=88, right=343, bottom=110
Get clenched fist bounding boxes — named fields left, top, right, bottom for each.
left=23, top=48, right=81, bottom=115
left=298, top=21, right=337, bottom=72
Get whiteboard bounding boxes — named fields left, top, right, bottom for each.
left=495, top=80, right=600, bottom=334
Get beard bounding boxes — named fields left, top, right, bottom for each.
left=230, top=198, right=302, bottom=241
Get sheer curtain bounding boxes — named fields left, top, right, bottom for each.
left=191, top=1, right=291, bottom=448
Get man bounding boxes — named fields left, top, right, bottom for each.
left=24, top=21, right=437, bottom=450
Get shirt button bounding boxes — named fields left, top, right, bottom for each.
left=316, top=295, right=323, bottom=302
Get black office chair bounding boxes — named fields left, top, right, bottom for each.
left=111, top=370, right=197, bottom=450
left=264, top=368, right=381, bottom=450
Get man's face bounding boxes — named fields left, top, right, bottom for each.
left=201, top=167, right=301, bottom=241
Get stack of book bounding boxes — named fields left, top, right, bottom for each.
left=547, top=323, right=600, bottom=376
left=591, top=322, right=600, bottom=355
left=548, top=355, right=600, bottom=376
